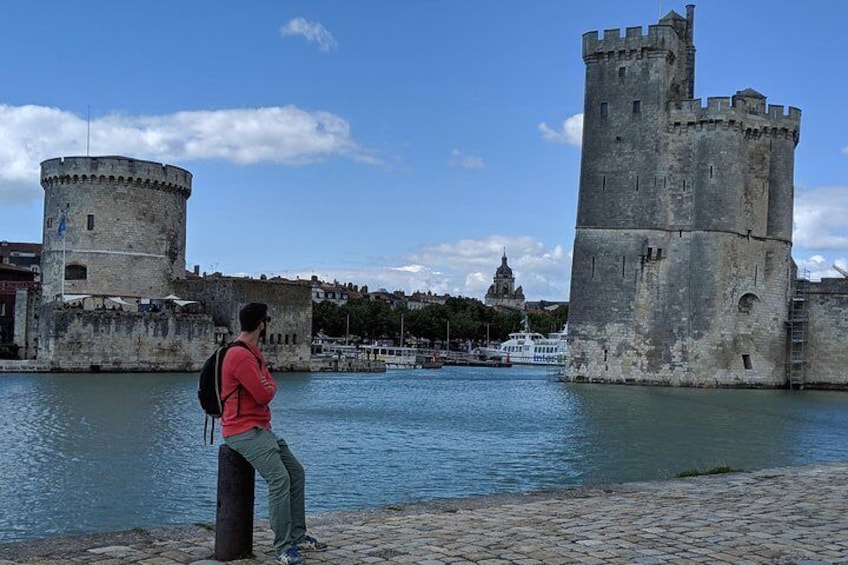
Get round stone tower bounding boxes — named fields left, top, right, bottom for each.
left=40, top=156, right=193, bottom=300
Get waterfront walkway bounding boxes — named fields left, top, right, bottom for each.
left=1, top=462, right=846, bottom=564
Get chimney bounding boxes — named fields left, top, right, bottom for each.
left=685, top=4, right=696, bottom=98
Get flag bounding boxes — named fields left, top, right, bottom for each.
left=57, top=214, right=66, bottom=237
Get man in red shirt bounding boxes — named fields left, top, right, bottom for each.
left=221, top=302, right=325, bottom=565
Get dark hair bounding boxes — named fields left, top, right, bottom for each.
left=239, top=302, right=269, bottom=332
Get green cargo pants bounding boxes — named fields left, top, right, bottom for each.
left=224, top=427, right=306, bottom=555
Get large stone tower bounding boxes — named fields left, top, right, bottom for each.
left=566, top=6, right=801, bottom=386
left=40, top=156, right=192, bottom=300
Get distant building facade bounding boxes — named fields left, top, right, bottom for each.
left=485, top=252, right=525, bottom=312
left=0, top=242, right=41, bottom=348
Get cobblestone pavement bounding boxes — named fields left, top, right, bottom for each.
left=1, top=462, right=847, bottom=564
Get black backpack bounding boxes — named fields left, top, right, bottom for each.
left=198, top=341, right=251, bottom=444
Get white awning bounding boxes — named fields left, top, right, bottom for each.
left=163, top=294, right=182, bottom=300
left=173, top=299, right=199, bottom=307
left=62, top=294, right=91, bottom=302
left=107, top=297, right=133, bottom=306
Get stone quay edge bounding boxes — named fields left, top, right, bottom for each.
left=1, top=461, right=846, bottom=564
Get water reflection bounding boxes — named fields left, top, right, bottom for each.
left=1, top=368, right=847, bottom=543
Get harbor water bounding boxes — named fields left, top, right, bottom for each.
left=2, top=366, right=848, bottom=544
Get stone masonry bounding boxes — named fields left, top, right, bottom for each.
left=1, top=461, right=846, bottom=564
left=17, top=155, right=313, bottom=372
left=40, top=156, right=192, bottom=300
left=566, top=6, right=804, bottom=387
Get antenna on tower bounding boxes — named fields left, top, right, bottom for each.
left=86, top=106, right=91, bottom=156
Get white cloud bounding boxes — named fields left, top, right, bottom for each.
left=793, top=254, right=847, bottom=281
left=539, top=113, right=583, bottom=146
left=289, top=235, right=571, bottom=300
left=281, top=17, right=337, bottom=52
left=448, top=148, right=485, bottom=170
left=793, top=185, right=848, bottom=250
left=790, top=184, right=848, bottom=281
left=0, top=103, right=373, bottom=204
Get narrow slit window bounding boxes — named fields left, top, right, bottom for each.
left=635, top=176, right=639, bottom=191
left=600, top=102, right=608, bottom=118
left=742, top=354, right=753, bottom=370
left=632, top=100, right=641, bottom=114
left=293, top=333, right=297, bottom=345
left=602, top=175, right=606, bottom=191
left=622, top=256, right=626, bottom=277
left=87, top=214, right=95, bottom=231
left=591, top=257, right=596, bottom=279
left=709, top=165, right=714, bottom=179
left=656, top=248, right=662, bottom=260
left=285, top=334, right=290, bottom=345
left=647, top=247, right=653, bottom=260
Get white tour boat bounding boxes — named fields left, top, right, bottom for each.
left=497, top=321, right=567, bottom=366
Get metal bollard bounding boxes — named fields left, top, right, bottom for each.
left=215, top=444, right=256, bottom=561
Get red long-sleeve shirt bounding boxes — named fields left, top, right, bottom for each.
left=220, top=341, right=277, bottom=438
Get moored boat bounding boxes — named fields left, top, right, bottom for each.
left=497, top=319, right=567, bottom=366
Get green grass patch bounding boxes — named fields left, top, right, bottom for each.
left=676, top=465, right=742, bottom=478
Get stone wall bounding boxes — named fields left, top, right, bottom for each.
left=13, top=288, right=38, bottom=360
left=567, top=7, right=801, bottom=387
left=40, top=156, right=191, bottom=300
left=803, top=278, right=848, bottom=387
left=38, top=304, right=214, bottom=372
left=175, top=277, right=313, bottom=371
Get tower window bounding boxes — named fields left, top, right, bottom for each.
left=618, top=66, right=626, bottom=78
left=47, top=218, right=53, bottom=229
left=633, top=100, right=641, bottom=114
left=591, top=257, right=596, bottom=279
left=87, top=214, right=95, bottom=231
left=600, top=102, right=608, bottom=118
left=742, top=354, right=753, bottom=370
left=65, top=264, right=88, bottom=280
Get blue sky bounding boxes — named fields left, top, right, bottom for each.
left=1, top=1, right=846, bottom=300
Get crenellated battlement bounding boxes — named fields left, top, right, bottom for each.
left=666, top=93, right=801, bottom=142
left=583, top=23, right=685, bottom=62
left=40, top=156, right=192, bottom=199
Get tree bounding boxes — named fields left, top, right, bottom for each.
left=312, top=296, right=566, bottom=346
left=312, top=300, right=345, bottom=337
